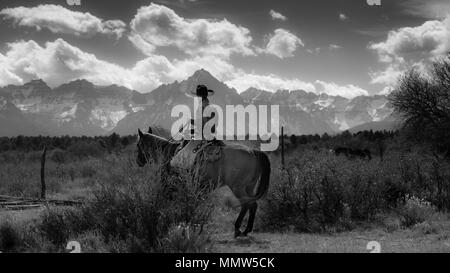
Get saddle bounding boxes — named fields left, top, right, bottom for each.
left=170, top=140, right=223, bottom=172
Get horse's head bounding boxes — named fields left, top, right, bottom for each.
left=136, top=127, right=155, bottom=167
left=136, top=126, right=172, bottom=167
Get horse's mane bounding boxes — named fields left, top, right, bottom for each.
left=144, top=132, right=180, bottom=159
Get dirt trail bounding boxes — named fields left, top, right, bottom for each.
left=211, top=230, right=450, bottom=253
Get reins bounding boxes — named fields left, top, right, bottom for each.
left=139, top=133, right=178, bottom=170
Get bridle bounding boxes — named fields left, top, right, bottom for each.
left=138, top=133, right=178, bottom=168
left=137, top=137, right=152, bottom=166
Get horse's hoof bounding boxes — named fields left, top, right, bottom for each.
left=234, top=230, right=242, bottom=238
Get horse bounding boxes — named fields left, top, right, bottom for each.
left=361, top=149, right=372, bottom=160
left=136, top=127, right=271, bottom=237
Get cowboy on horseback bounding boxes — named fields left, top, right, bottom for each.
left=136, top=126, right=271, bottom=237
left=136, top=84, right=271, bottom=237
left=174, top=84, right=221, bottom=163
left=168, top=85, right=222, bottom=175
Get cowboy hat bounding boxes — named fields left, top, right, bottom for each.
left=191, top=84, right=214, bottom=97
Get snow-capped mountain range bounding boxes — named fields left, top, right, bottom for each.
left=0, top=69, right=395, bottom=137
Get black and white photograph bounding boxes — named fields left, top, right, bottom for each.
left=0, top=0, right=450, bottom=261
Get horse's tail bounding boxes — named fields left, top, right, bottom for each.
left=253, top=150, right=271, bottom=200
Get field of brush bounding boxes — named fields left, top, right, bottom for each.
left=1, top=134, right=450, bottom=253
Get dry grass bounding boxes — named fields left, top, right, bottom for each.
left=1, top=143, right=450, bottom=252
left=211, top=229, right=450, bottom=253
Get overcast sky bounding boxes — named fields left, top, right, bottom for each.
left=1, top=0, right=450, bottom=98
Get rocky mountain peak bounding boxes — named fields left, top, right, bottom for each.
left=190, top=68, right=215, bottom=81
left=183, top=69, right=223, bottom=91
left=24, top=78, right=49, bottom=88
left=0, top=74, right=394, bottom=136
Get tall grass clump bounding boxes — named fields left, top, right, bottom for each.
left=31, top=154, right=214, bottom=252
left=262, top=151, right=354, bottom=232
left=0, top=220, right=22, bottom=252
left=261, top=147, right=450, bottom=233
left=397, top=195, right=437, bottom=227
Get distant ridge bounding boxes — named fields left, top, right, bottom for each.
left=0, top=70, right=393, bottom=136
left=349, top=120, right=399, bottom=133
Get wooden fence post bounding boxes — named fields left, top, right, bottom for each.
left=281, top=126, right=285, bottom=169
left=41, top=144, right=47, bottom=200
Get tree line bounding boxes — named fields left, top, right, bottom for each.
left=0, top=133, right=136, bottom=153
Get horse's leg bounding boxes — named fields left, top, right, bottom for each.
left=234, top=204, right=249, bottom=238
left=243, top=202, right=257, bottom=236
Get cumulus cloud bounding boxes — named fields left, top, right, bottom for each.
left=339, top=13, right=348, bottom=21
left=0, top=38, right=260, bottom=93
left=0, top=4, right=126, bottom=39
left=129, top=3, right=254, bottom=58
left=315, top=81, right=369, bottom=98
left=262, top=28, right=304, bottom=58
left=269, top=10, right=287, bottom=21
left=0, top=2, right=367, bottom=99
left=0, top=39, right=241, bottom=92
left=0, top=38, right=367, bottom=99
left=0, top=53, right=23, bottom=86
left=401, top=0, right=450, bottom=19
left=369, top=16, right=450, bottom=63
left=0, top=39, right=166, bottom=91
left=307, top=47, right=321, bottom=54
left=369, top=63, right=404, bottom=86
left=226, top=73, right=316, bottom=93
left=369, top=15, right=450, bottom=87
left=329, top=44, right=342, bottom=50
left=369, top=61, right=429, bottom=87
left=378, top=86, right=394, bottom=95
left=227, top=74, right=368, bottom=98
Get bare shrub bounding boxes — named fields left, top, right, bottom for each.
left=398, top=195, right=437, bottom=227
left=50, top=148, right=69, bottom=164
left=67, top=141, right=103, bottom=159
left=389, top=58, right=450, bottom=155
left=260, top=148, right=449, bottom=232
left=262, top=151, right=351, bottom=232
left=28, top=159, right=214, bottom=252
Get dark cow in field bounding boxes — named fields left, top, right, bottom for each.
left=333, top=147, right=372, bottom=160
left=333, top=147, right=351, bottom=157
